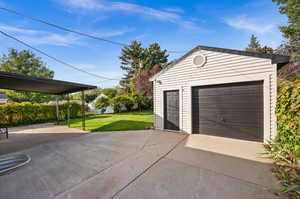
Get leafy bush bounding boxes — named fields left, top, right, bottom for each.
left=0, top=102, right=81, bottom=126
left=269, top=80, right=300, bottom=165
left=264, top=79, right=300, bottom=197
left=131, top=92, right=153, bottom=110
left=95, top=96, right=109, bottom=113
left=101, top=88, right=118, bottom=99
left=110, top=95, right=134, bottom=113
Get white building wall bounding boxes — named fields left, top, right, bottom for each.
left=153, top=49, right=277, bottom=142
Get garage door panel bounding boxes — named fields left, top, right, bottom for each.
left=192, top=81, right=263, bottom=142
left=197, top=124, right=261, bottom=140
left=196, top=119, right=261, bottom=128
left=194, top=86, right=262, bottom=96
left=197, top=115, right=262, bottom=124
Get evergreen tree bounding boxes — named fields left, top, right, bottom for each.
left=119, top=41, right=168, bottom=91
left=119, top=41, right=145, bottom=90
left=273, top=0, right=300, bottom=56
left=245, top=35, right=261, bottom=52
left=143, top=43, right=168, bottom=70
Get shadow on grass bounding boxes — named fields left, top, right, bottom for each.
left=92, top=120, right=153, bottom=132
left=61, top=115, right=112, bottom=125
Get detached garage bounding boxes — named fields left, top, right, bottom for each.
left=150, top=45, right=289, bottom=142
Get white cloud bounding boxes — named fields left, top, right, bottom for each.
left=0, top=24, right=130, bottom=46
left=0, top=24, right=81, bottom=46
left=163, top=7, right=184, bottom=14
left=0, top=24, right=40, bottom=34
left=64, top=0, right=102, bottom=9
left=59, top=0, right=205, bottom=32
left=92, top=27, right=134, bottom=38
left=20, top=33, right=81, bottom=46
left=224, top=15, right=276, bottom=34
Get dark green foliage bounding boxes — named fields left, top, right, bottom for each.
left=119, top=41, right=145, bottom=89
left=118, top=41, right=168, bottom=111
left=101, top=88, right=118, bottom=99
left=110, top=95, right=134, bottom=112
left=0, top=49, right=54, bottom=78
left=131, top=92, right=153, bottom=111
left=245, top=34, right=261, bottom=52
left=245, top=35, right=274, bottom=54
left=0, top=102, right=81, bottom=126
left=0, top=49, right=55, bottom=103
left=143, top=43, right=168, bottom=70
left=119, top=41, right=168, bottom=91
left=95, top=96, right=109, bottom=109
left=273, top=0, right=300, bottom=56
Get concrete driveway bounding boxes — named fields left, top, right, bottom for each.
left=0, top=123, right=87, bottom=155
left=0, top=130, right=281, bottom=199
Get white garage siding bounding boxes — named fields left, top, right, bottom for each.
left=152, top=47, right=282, bottom=142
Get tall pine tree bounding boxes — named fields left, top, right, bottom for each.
left=119, top=41, right=144, bottom=90
left=143, top=43, right=168, bottom=70
left=273, top=0, right=300, bottom=56
left=245, top=35, right=261, bottom=52
left=119, top=41, right=168, bottom=91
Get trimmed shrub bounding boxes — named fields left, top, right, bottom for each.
left=0, top=102, right=81, bottom=126
left=95, top=96, right=109, bottom=109
left=110, top=95, right=134, bottom=113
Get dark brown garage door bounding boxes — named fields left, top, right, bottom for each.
left=192, top=81, right=263, bottom=141
left=164, top=90, right=180, bottom=131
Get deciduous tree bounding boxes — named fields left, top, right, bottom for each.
left=0, top=49, right=55, bottom=103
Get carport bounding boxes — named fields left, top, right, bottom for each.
left=0, top=71, right=96, bottom=174
left=0, top=71, right=96, bottom=130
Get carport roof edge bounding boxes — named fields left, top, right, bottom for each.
left=150, top=45, right=290, bottom=81
left=0, top=71, right=97, bottom=95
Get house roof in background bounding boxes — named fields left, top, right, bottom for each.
left=150, top=45, right=290, bottom=81
left=0, top=71, right=97, bottom=95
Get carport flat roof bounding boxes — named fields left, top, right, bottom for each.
left=0, top=71, right=97, bottom=95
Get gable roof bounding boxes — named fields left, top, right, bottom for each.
left=150, top=45, right=290, bottom=81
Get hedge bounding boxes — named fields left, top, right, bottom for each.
left=274, top=79, right=300, bottom=165
left=264, top=79, right=300, bottom=197
left=0, top=102, right=81, bottom=126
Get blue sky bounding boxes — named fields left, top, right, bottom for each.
left=0, top=0, right=287, bottom=88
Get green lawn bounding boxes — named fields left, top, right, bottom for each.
left=62, top=111, right=154, bottom=132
